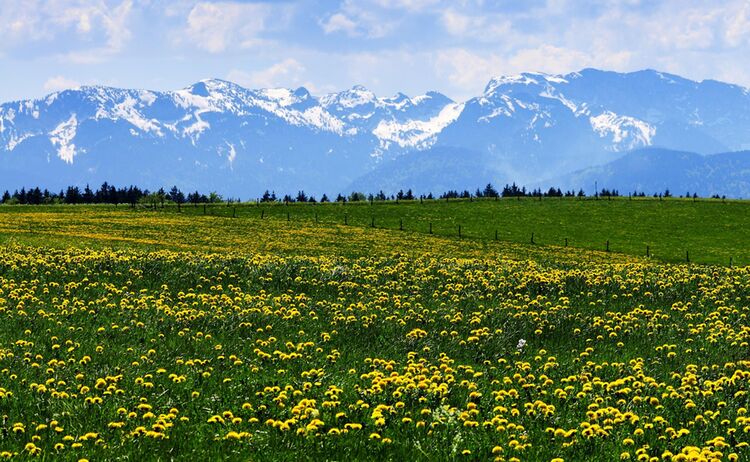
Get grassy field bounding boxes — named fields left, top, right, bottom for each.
left=2, top=196, right=749, bottom=264
left=0, top=201, right=748, bottom=461
left=221, top=196, right=750, bottom=265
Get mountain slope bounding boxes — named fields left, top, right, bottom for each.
left=2, top=69, right=750, bottom=196
left=348, top=146, right=502, bottom=194
left=545, top=148, right=750, bottom=197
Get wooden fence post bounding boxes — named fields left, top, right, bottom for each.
left=606, top=240, right=609, bottom=252
left=531, top=232, right=535, bottom=244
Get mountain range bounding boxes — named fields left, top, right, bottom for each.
left=2, top=68, right=750, bottom=197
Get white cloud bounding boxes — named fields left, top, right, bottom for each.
left=433, top=45, right=635, bottom=99
left=182, top=2, right=275, bottom=53
left=440, top=9, right=512, bottom=41
left=507, top=45, right=618, bottom=74
left=724, top=3, right=750, bottom=47
left=64, top=0, right=134, bottom=63
left=372, top=0, right=440, bottom=11
left=4, top=0, right=750, bottom=103
left=320, top=13, right=358, bottom=35
left=43, top=75, right=82, bottom=92
left=319, top=1, right=397, bottom=37
left=434, top=49, right=505, bottom=94
left=0, top=0, right=134, bottom=60
left=228, top=59, right=306, bottom=89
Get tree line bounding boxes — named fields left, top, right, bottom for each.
left=0, top=181, right=722, bottom=205
left=0, top=183, right=230, bottom=206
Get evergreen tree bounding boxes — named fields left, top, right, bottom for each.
left=483, top=183, right=499, bottom=198
left=65, top=186, right=81, bottom=204
left=82, top=184, right=94, bottom=203
left=348, top=192, right=366, bottom=202
left=168, top=186, right=185, bottom=204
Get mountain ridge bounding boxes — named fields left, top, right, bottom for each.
left=2, top=68, right=750, bottom=196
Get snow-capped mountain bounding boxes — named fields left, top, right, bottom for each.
left=2, top=68, right=750, bottom=196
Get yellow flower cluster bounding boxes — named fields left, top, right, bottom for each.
left=0, top=244, right=747, bottom=460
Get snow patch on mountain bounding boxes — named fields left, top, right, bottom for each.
left=321, top=85, right=376, bottom=109
left=655, top=72, right=677, bottom=84
left=477, top=95, right=516, bottom=122
left=49, top=114, right=78, bottom=163
left=484, top=74, right=540, bottom=94
left=183, top=113, right=210, bottom=144
left=139, top=91, right=157, bottom=106
left=590, top=111, right=655, bottom=151
left=372, top=102, right=464, bottom=149
left=539, top=87, right=585, bottom=115
left=109, top=96, right=164, bottom=136
left=3, top=108, right=15, bottom=124
left=381, top=93, right=411, bottom=111
left=259, top=88, right=297, bottom=107
left=299, top=106, right=346, bottom=134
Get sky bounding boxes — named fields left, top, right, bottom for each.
left=1, top=0, right=749, bottom=103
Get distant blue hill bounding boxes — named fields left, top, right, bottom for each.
left=542, top=148, right=750, bottom=197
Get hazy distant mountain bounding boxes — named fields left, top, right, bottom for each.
left=543, top=147, right=750, bottom=198
left=2, top=68, right=750, bottom=197
left=348, top=146, right=504, bottom=194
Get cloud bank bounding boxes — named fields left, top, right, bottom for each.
left=1, top=0, right=749, bottom=102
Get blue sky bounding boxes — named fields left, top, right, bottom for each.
left=1, top=0, right=749, bottom=102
